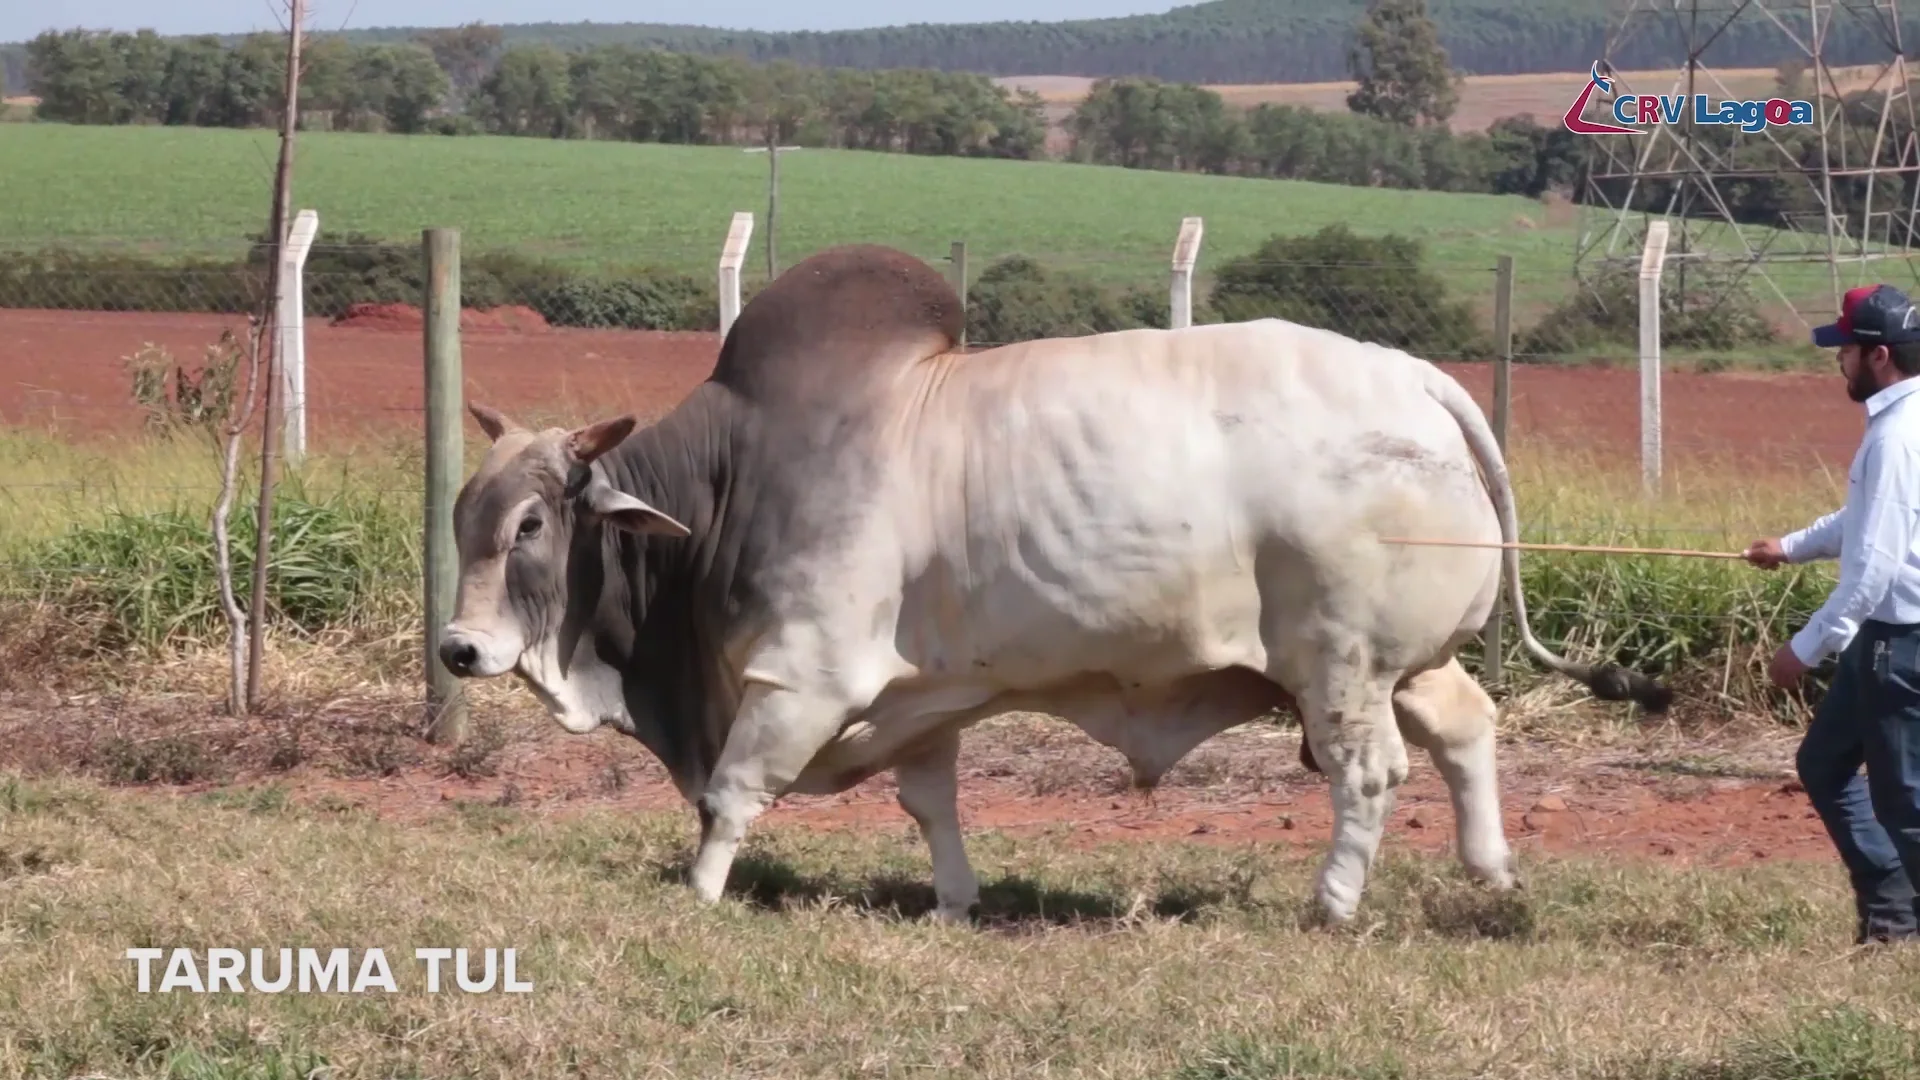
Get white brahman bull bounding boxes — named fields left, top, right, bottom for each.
left=437, top=244, right=1669, bottom=924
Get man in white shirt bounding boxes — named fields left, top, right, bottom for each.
left=1746, top=282, right=1920, bottom=946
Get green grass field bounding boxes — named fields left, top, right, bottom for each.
left=0, top=124, right=1555, bottom=274
left=1, top=121, right=1861, bottom=314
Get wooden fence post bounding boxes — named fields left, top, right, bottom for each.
left=1485, top=254, right=1514, bottom=688
left=949, top=240, right=968, bottom=347
left=423, top=227, right=468, bottom=746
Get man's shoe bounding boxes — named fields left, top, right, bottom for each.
left=1855, top=919, right=1920, bottom=945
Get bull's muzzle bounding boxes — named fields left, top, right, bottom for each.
left=439, top=632, right=482, bottom=678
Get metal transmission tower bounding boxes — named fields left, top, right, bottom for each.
left=1572, top=0, right=1920, bottom=327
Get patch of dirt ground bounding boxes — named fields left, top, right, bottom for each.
left=0, top=690, right=1832, bottom=873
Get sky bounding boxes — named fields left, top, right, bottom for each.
left=6, top=1, right=1182, bottom=41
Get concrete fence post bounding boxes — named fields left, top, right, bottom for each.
left=1169, top=217, right=1204, bottom=329
left=278, top=208, right=319, bottom=465
left=718, top=211, right=754, bottom=339
left=1639, top=220, right=1671, bottom=498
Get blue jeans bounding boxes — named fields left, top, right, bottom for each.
left=1796, top=620, right=1920, bottom=942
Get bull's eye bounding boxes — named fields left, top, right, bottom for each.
left=517, top=514, right=542, bottom=541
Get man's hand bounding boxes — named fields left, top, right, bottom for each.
left=1745, top=537, right=1789, bottom=569
left=1769, top=642, right=1811, bottom=689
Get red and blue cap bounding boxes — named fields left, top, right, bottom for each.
left=1812, top=284, right=1920, bottom=347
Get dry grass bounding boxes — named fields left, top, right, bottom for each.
left=0, top=769, right=1916, bottom=1079
left=997, top=65, right=1891, bottom=133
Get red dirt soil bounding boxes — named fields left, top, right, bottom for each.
left=99, top=715, right=1837, bottom=872
left=0, top=686, right=1830, bottom=873
left=330, top=302, right=551, bottom=334
left=0, top=308, right=1869, bottom=470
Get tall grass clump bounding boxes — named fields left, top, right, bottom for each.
left=1463, top=443, right=1847, bottom=721
left=0, top=428, right=425, bottom=674
left=12, top=476, right=419, bottom=655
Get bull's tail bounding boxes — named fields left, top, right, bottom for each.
left=1420, top=368, right=1674, bottom=714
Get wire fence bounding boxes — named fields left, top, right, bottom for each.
left=0, top=230, right=1866, bottom=717
left=0, top=237, right=1862, bottom=465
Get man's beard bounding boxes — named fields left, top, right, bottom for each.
left=1849, top=362, right=1884, bottom=403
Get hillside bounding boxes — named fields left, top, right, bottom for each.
left=7, top=0, right=1913, bottom=92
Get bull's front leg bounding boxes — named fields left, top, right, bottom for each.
left=689, top=678, right=863, bottom=905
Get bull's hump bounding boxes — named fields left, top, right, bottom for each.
left=709, top=245, right=963, bottom=403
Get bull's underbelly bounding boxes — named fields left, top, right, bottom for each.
left=789, top=666, right=1295, bottom=796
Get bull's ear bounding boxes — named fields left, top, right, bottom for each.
left=565, top=415, right=638, bottom=464
left=586, top=485, right=692, bottom=538
left=469, top=403, right=520, bottom=442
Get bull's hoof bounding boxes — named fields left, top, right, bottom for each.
left=928, top=903, right=978, bottom=926
left=1464, top=851, right=1519, bottom=892
left=1314, top=882, right=1362, bottom=927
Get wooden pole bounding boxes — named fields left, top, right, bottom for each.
left=949, top=240, right=968, bottom=348
left=1485, top=254, right=1513, bottom=687
left=245, top=0, right=304, bottom=710
left=766, top=132, right=778, bottom=283
left=423, top=228, right=469, bottom=745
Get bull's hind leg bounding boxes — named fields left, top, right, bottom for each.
left=892, top=727, right=979, bottom=923
left=1293, top=645, right=1411, bottom=924
left=1392, top=657, right=1517, bottom=890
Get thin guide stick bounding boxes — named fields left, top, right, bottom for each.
left=423, top=227, right=469, bottom=745
left=1380, top=536, right=1746, bottom=560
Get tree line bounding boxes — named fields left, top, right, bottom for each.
left=1063, top=69, right=1920, bottom=236
left=12, top=0, right=1912, bottom=92
left=1065, top=76, right=1585, bottom=199
left=19, top=29, right=1047, bottom=156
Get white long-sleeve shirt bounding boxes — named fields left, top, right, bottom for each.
left=1779, top=374, right=1920, bottom=665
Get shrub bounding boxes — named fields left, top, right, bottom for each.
left=0, top=238, right=721, bottom=331
left=1205, top=225, right=1491, bottom=359
left=0, top=247, right=260, bottom=313
left=964, top=256, right=1173, bottom=344
left=532, top=274, right=716, bottom=331
left=1519, top=258, right=1780, bottom=360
